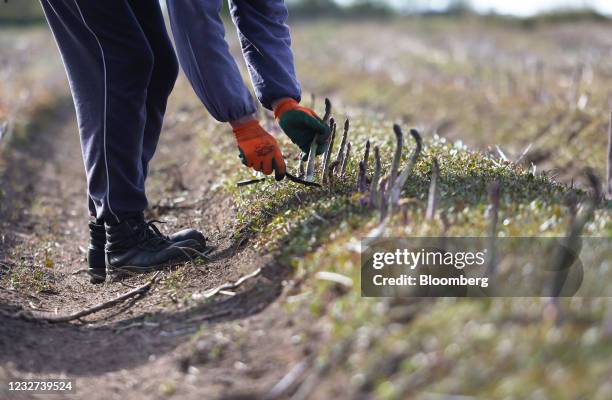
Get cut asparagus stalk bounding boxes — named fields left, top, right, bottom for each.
left=341, top=142, right=352, bottom=176
left=607, top=103, right=612, bottom=199
left=362, top=139, right=370, bottom=173
left=425, top=157, right=440, bottom=220
left=327, top=160, right=340, bottom=191
left=321, top=119, right=336, bottom=183
left=486, top=181, right=501, bottom=278
left=305, top=135, right=318, bottom=182
left=305, top=98, right=332, bottom=182
left=335, top=119, right=349, bottom=167
left=322, top=98, right=332, bottom=125
left=388, top=124, right=404, bottom=197
left=388, top=129, right=423, bottom=216
left=378, top=177, right=388, bottom=221
left=369, top=146, right=381, bottom=207
left=357, top=161, right=366, bottom=192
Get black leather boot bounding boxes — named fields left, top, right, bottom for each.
left=105, top=217, right=205, bottom=280
left=87, top=217, right=206, bottom=283
left=87, top=219, right=107, bottom=284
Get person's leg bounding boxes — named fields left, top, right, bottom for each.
left=40, top=0, right=201, bottom=282
left=126, top=0, right=179, bottom=179
left=41, top=0, right=153, bottom=223
left=165, top=0, right=257, bottom=123
left=229, top=0, right=301, bottom=110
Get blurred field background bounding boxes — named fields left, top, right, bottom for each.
left=1, top=1, right=612, bottom=399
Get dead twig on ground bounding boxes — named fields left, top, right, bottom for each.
left=12, top=272, right=162, bottom=323
left=194, top=268, right=262, bottom=300
left=315, top=271, right=353, bottom=288
left=266, top=359, right=312, bottom=400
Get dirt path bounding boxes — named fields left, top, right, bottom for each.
left=0, top=88, right=309, bottom=399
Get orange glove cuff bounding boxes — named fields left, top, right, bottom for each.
left=273, top=98, right=318, bottom=120
left=232, top=119, right=265, bottom=141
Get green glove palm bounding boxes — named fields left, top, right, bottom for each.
left=274, top=99, right=331, bottom=161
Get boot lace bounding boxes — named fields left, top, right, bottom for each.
left=137, top=220, right=171, bottom=248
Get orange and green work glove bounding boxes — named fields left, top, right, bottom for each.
left=274, top=98, right=331, bottom=161
left=233, top=120, right=286, bottom=180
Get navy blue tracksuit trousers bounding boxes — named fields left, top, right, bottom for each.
left=40, top=0, right=301, bottom=222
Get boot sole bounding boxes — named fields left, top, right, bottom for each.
left=88, top=269, right=106, bottom=284
left=106, top=260, right=180, bottom=282
left=101, top=244, right=214, bottom=282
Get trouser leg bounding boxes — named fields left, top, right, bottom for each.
left=229, top=0, right=301, bottom=110
left=166, top=0, right=257, bottom=122
left=40, top=0, right=154, bottom=222
left=127, top=0, right=179, bottom=179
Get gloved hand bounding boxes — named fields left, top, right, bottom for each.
left=274, top=98, right=331, bottom=161
left=233, top=120, right=286, bottom=180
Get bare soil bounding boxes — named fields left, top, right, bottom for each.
left=0, top=93, right=312, bottom=399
